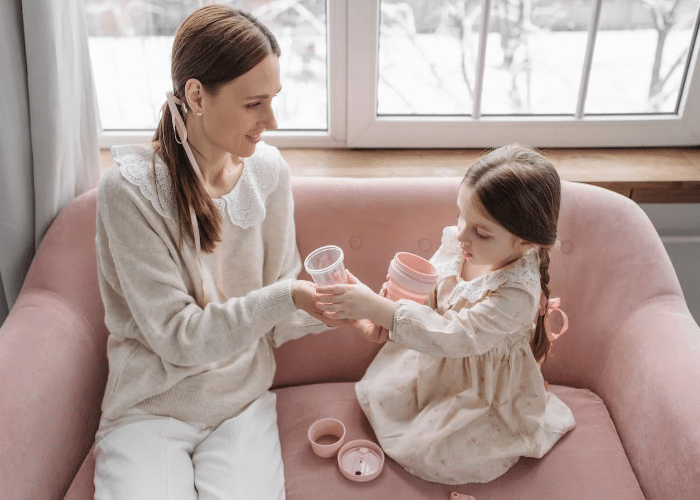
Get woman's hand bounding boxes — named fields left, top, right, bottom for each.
left=314, top=271, right=395, bottom=330
left=291, top=280, right=347, bottom=328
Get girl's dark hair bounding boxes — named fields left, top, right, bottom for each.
left=153, top=5, right=281, bottom=252
left=463, top=144, right=561, bottom=363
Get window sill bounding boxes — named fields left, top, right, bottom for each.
left=99, top=147, right=700, bottom=203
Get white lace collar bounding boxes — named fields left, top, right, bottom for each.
left=435, top=226, right=540, bottom=305
left=112, top=142, right=280, bottom=229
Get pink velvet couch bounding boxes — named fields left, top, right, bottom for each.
left=1, top=177, right=699, bottom=500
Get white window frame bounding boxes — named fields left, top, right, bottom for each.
left=263, top=0, right=348, bottom=148
left=98, top=0, right=700, bottom=149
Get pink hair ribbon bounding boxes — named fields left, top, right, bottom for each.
left=164, top=91, right=205, bottom=185
left=164, top=91, right=227, bottom=307
left=539, top=294, right=569, bottom=342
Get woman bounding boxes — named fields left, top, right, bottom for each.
left=93, top=5, right=334, bottom=499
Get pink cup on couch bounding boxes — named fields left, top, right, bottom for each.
left=386, top=252, right=438, bottom=303
left=308, top=418, right=346, bottom=458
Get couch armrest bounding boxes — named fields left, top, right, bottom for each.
left=0, top=189, right=105, bottom=499
left=0, top=295, right=107, bottom=500
left=596, top=296, right=700, bottom=500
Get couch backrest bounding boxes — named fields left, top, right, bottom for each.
left=20, top=177, right=684, bottom=395
left=274, top=178, right=685, bottom=392
left=272, top=177, right=461, bottom=387
left=545, top=181, right=684, bottom=392
left=23, top=177, right=461, bottom=391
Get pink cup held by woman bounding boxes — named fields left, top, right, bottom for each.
left=386, top=252, right=438, bottom=304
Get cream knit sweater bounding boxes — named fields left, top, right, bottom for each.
left=96, top=142, right=326, bottom=426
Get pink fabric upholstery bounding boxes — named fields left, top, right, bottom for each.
left=1, top=178, right=698, bottom=500
left=275, top=383, right=643, bottom=499
left=0, top=190, right=107, bottom=500
left=273, top=177, right=458, bottom=388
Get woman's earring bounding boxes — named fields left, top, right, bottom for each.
left=196, top=112, right=202, bottom=117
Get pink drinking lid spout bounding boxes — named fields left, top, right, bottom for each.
left=451, top=493, right=476, bottom=500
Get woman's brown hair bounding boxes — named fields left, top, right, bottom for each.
left=153, top=5, right=281, bottom=252
left=463, top=144, right=561, bottom=364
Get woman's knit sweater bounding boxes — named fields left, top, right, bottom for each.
left=96, top=142, right=325, bottom=426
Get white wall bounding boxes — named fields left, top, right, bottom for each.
left=639, top=204, right=700, bottom=323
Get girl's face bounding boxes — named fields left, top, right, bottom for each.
left=198, top=54, right=281, bottom=159
left=456, top=183, right=531, bottom=272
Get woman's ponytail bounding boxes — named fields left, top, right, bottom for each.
left=153, top=101, right=221, bottom=253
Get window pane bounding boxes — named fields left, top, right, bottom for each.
left=481, top=0, right=590, bottom=115
left=586, top=0, right=700, bottom=114
left=376, top=0, right=700, bottom=118
left=84, top=0, right=327, bottom=131
left=377, top=0, right=594, bottom=116
left=377, top=0, right=481, bottom=115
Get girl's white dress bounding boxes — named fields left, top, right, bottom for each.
left=356, top=226, right=576, bottom=484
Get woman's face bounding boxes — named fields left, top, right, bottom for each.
left=456, top=183, right=529, bottom=272
left=197, top=54, right=281, bottom=159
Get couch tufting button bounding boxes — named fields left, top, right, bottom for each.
left=560, top=241, right=573, bottom=254
left=349, top=237, right=363, bottom=249
left=418, top=238, right=432, bottom=251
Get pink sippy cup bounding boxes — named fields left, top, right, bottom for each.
left=386, top=252, right=438, bottom=304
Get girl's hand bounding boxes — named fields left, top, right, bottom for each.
left=379, top=274, right=390, bottom=298
left=314, top=271, right=395, bottom=330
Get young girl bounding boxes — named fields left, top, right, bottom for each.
left=93, top=6, right=337, bottom=499
left=315, top=144, right=576, bottom=485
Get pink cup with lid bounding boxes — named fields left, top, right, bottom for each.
left=386, top=252, right=438, bottom=303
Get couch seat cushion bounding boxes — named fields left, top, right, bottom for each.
left=275, top=382, right=644, bottom=500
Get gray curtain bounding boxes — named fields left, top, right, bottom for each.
left=0, top=0, right=100, bottom=325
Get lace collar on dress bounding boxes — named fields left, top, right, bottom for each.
left=435, top=226, right=540, bottom=305
left=112, top=142, right=280, bottom=229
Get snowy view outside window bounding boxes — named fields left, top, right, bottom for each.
left=378, top=0, right=700, bottom=116
left=85, top=0, right=700, bottom=131
left=85, top=0, right=327, bottom=130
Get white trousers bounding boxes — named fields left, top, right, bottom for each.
left=94, top=391, right=285, bottom=500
